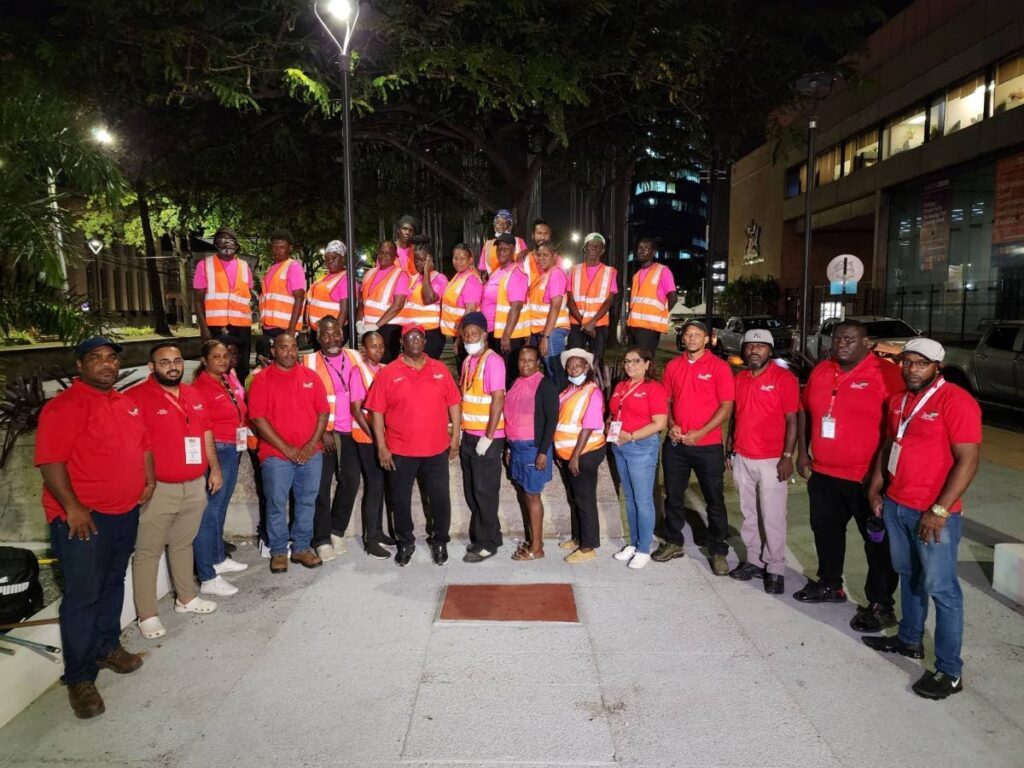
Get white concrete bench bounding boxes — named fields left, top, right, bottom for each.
left=993, top=543, right=1024, bottom=606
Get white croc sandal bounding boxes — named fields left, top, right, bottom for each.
left=174, top=596, right=217, bottom=614
left=139, top=616, right=166, bottom=640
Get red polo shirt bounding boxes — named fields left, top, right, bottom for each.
left=247, top=363, right=330, bottom=462
left=35, top=380, right=151, bottom=522
left=733, top=362, right=800, bottom=460
left=127, top=377, right=211, bottom=483
left=801, top=354, right=904, bottom=482
left=364, top=355, right=461, bottom=457
left=608, top=380, right=669, bottom=433
left=192, top=370, right=247, bottom=444
left=884, top=379, right=981, bottom=513
left=662, top=351, right=735, bottom=446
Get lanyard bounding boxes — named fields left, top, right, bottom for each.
left=825, top=365, right=859, bottom=417
left=324, top=353, right=350, bottom=395
left=615, top=380, right=644, bottom=420
left=161, top=390, right=191, bottom=428
left=895, top=378, right=944, bottom=441
left=217, top=374, right=242, bottom=420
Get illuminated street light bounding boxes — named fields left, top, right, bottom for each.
left=560, top=257, right=574, bottom=272
left=91, top=126, right=115, bottom=145
left=570, top=232, right=581, bottom=244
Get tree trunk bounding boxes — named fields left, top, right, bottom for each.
left=135, top=179, right=171, bottom=335
left=170, top=228, right=192, bottom=328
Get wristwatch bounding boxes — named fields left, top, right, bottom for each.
left=930, top=503, right=950, bottom=519
left=781, top=451, right=793, bottom=459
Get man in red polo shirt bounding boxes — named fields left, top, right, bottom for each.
left=726, top=330, right=800, bottom=594
left=796, top=318, right=903, bottom=633
left=366, top=324, right=461, bottom=567
left=128, top=342, right=222, bottom=641
left=35, top=337, right=155, bottom=719
left=864, top=338, right=981, bottom=700
left=653, top=318, right=735, bottom=574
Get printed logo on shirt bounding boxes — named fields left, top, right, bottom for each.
left=127, top=407, right=140, bottom=416
left=697, top=373, right=713, bottom=381
left=302, top=382, right=314, bottom=389
left=921, top=411, right=940, bottom=422
left=759, top=384, right=776, bottom=392
left=433, top=373, right=444, bottom=380
left=394, top=376, right=405, bottom=383
left=192, top=403, right=204, bottom=411
left=156, top=408, right=169, bottom=416
left=849, top=381, right=869, bottom=390
left=632, top=391, right=647, bottom=398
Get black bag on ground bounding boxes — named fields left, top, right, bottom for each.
left=0, top=546, right=44, bottom=626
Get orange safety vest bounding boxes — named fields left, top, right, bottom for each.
left=493, top=266, right=531, bottom=339
left=306, top=271, right=346, bottom=331
left=203, top=256, right=252, bottom=328
left=360, top=264, right=403, bottom=326
left=527, top=267, right=570, bottom=334
left=554, top=383, right=605, bottom=460
left=350, top=357, right=379, bottom=444
left=259, top=259, right=304, bottom=331
left=627, top=263, right=672, bottom=333
left=569, top=263, right=614, bottom=327
left=301, top=351, right=339, bottom=431
left=461, top=350, right=505, bottom=434
left=517, top=249, right=541, bottom=284
left=396, top=244, right=418, bottom=277
left=440, top=271, right=478, bottom=337
left=481, top=236, right=528, bottom=273
left=397, top=274, right=441, bottom=329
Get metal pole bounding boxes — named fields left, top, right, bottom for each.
left=704, top=151, right=717, bottom=336
left=341, top=52, right=358, bottom=349
left=799, top=117, right=817, bottom=358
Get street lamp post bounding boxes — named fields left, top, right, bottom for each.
left=315, top=0, right=361, bottom=348
left=87, top=237, right=104, bottom=316
left=799, top=116, right=817, bottom=360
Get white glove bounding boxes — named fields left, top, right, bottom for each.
left=355, top=321, right=368, bottom=338
left=364, top=323, right=378, bottom=332
left=475, top=436, right=493, bottom=456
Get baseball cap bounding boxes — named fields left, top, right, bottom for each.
left=902, top=337, right=945, bottom=362
left=461, top=311, right=487, bottom=331
left=75, top=336, right=123, bottom=359
left=494, top=233, right=516, bottom=246
left=682, top=318, right=708, bottom=333
left=583, top=232, right=606, bottom=245
left=401, top=323, right=426, bottom=338
left=560, top=347, right=594, bottom=370
left=742, top=329, right=774, bottom=347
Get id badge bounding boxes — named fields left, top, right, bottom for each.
left=820, top=416, right=837, bottom=439
left=887, top=442, right=901, bottom=475
left=185, top=436, right=203, bottom=465
left=606, top=421, right=623, bottom=444
left=235, top=427, right=248, bottom=453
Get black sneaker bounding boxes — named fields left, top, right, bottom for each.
left=365, top=540, right=391, bottom=560
left=380, top=533, right=397, bottom=547
left=763, top=573, right=785, bottom=594
left=651, top=542, right=686, bottom=562
left=792, top=580, right=847, bottom=603
left=463, top=547, right=495, bottom=563
left=729, top=562, right=765, bottom=581
left=862, top=634, right=925, bottom=659
left=431, top=544, right=449, bottom=566
left=223, top=539, right=237, bottom=555
left=395, top=545, right=414, bottom=567
left=912, top=670, right=963, bottom=700
left=850, top=602, right=898, bottom=633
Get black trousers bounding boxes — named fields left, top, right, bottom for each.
left=208, top=324, right=252, bottom=382
left=460, top=433, right=506, bottom=552
left=807, top=471, right=898, bottom=607
left=313, top=431, right=362, bottom=546
left=424, top=328, right=446, bottom=360
left=452, top=336, right=468, bottom=377
left=488, top=335, right=526, bottom=389
left=355, top=440, right=388, bottom=543
left=388, top=450, right=451, bottom=546
left=661, top=440, right=729, bottom=556
left=628, top=326, right=661, bottom=358
left=567, top=325, right=609, bottom=371
left=558, top=447, right=605, bottom=549
left=380, top=323, right=403, bottom=363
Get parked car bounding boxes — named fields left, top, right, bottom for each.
left=675, top=315, right=725, bottom=351
left=805, top=315, right=919, bottom=362
left=717, top=316, right=793, bottom=357
left=942, top=320, right=1024, bottom=404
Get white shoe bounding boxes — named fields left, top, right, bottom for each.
left=613, top=545, right=637, bottom=561
left=316, top=543, right=337, bottom=562
left=213, top=557, right=248, bottom=575
left=174, top=596, right=217, bottom=614
left=138, top=616, right=166, bottom=639
left=330, top=534, right=348, bottom=555
left=200, top=576, right=239, bottom=597
left=628, top=553, right=651, bottom=570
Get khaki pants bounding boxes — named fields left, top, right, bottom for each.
left=733, top=454, right=789, bottom=576
left=133, top=478, right=206, bottom=617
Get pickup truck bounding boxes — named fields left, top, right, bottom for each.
left=717, top=316, right=792, bottom=356
left=942, top=320, right=1024, bottom=404
left=804, top=315, right=919, bottom=363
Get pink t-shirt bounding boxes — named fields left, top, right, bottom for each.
left=635, top=264, right=676, bottom=302
left=482, top=264, right=528, bottom=331
left=396, top=245, right=413, bottom=272
left=478, top=237, right=528, bottom=272
left=456, top=272, right=484, bottom=307
left=585, top=264, right=619, bottom=294
left=347, top=361, right=381, bottom=404
left=418, top=272, right=449, bottom=303
left=320, top=352, right=354, bottom=433
left=368, top=265, right=411, bottom=297
left=461, top=353, right=507, bottom=438
left=192, top=256, right=253, bottom=291
left=325, top=273, right=349, bottom=302
left=543, top=267, right=569, bottom=301
left=560, top=384, right=605, bottom=430
left=263, top=259, right=306, bottom=294
left=504, top=372, right=543, bottom=441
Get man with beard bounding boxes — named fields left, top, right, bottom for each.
left=626, top=237, right=677, bottom=357
left=864, top=338, right=981, bottom=700
left=194, top=226, right=253, bottom=381
left=795, top=319, right=904, bottom=633
left=128, top=343, right=222, bottom=641
left=726, top=330, right=799, bottom=594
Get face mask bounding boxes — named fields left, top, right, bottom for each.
left=568, top=373, right=586, bottom=386
left=464, top=340, right=486, bottom=356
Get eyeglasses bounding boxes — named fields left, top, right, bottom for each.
left=900, top=359, right=936, bottom=370
left=623, top=358, right=643, bottom=365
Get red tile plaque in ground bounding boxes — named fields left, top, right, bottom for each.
left=439, top=583, right=578, bottom=622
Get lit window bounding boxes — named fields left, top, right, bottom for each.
left=943, top=74, right=985, bottom=135
left=671, top=200, right=683, bottom=212
left=882, top=108, right=926, bottom=159
left=991, top=53, right=1024, bottom=116
left=647, top=197, right=657, bottom=207
left=815, top=145, right=841, bottom=186
left=713, top=261, right=726, bottom=269
left=666, top=182, right=676, bottom=194
left=713, top=285, right=725, bottom=294
left=713, top=272, right=726, bottom=281
left=842, top=129, right=879, bottom=175
left=681, top=170, right=700, bottom=184
left=785, top=164, right=806, bottom=198
left=679, top=251, right=692, bottom=260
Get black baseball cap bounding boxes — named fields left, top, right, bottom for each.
left=494, top=233, right=516, bottom=246
left=75, top=336, right=123, bottom=358
left=682, top=319, right=708, bottom=333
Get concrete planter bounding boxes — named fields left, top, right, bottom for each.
left=0, top=434, right=47, bottom=542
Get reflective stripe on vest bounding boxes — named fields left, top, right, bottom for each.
left=527, top=267, right=570, bottom=333
left=627, top=264, right=670, bottom=333
left=553, top=383, right=605, bottom=460
left=493, top=267, right=531, bottom=339
left=570, top=263, right=613, bottom=327
left=461, top=350, right=505, bottom=433
left=360, top=265, right=403, bottom=325
left=306, top=271, right=346, bottom=331
left=302, top=352, right=337, bottom=431
left=483, top=236, right=528, bottom=273
left=350, top=356, right=378, bottom=444
left=440, top=271, right=475, bottom=337
left=259, top=259, right=303, bottom=330
left=203, top=256, right=252, bottom=326
left=397, top=274, right=441, bottom=329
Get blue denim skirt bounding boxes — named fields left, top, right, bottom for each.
left=508, top=439, right=553, bottom=494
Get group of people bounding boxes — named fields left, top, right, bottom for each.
left=35, top=214, right=981, bottom=720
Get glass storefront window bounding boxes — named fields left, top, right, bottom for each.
left=943, top=73, right=986, bottom=135
left=842, top=129, right=880, bottom=175
left=815, top=145, right=841, bottom=186
left=991, top=53, right=1024, bottom=115
left=882, top=108, right=926, bottom=159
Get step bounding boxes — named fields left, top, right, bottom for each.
left=993, top=543, right=1024, bottom=606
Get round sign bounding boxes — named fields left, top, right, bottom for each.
left=826, top=254, right=864, bottom=284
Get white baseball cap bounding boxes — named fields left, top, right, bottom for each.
left=902, top=337, right=945, bottom=362
left=742, top=329, right=774, bottom=347
left=560, top=347, right=595, bottom=370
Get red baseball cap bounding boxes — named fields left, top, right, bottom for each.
left=401, top=323, right=426, bottom=338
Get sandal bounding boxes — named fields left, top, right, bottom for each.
left=512, top=547, right=545, bottom=561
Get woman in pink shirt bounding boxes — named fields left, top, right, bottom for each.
left=443, top=244, right=484, bottom=372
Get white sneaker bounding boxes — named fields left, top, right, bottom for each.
left=213, top=557, right=248, bottom=574
left=316, top=543, right=337, bottom=562
left=628, top=553, right=651, bottom=570
left=330, top=534, right=348, bottom=555
left=200, top=576, right=239, bottom=597
left=138, top=616, right=166, bottom=639
left=613, top=545, right=637, bottom=561
left=174, top=596, right=217, bottom=614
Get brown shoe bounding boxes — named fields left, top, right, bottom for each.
left=290, top=549, right=323, bottom=569
left=67, top=681, right=105, bottom=719
left=709, top=554, right=730, bottom=576
left=270, top=554, right=288, bottom=573
left=96, top=646, right=143, bottom=674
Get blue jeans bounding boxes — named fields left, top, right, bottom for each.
left=532, top=328, right=569, bottom=391
left=262, top=453, right=323, bottom=556
left=883, top=498, right=964, bottom=677
left=193, top=442, right=241, bottom=581
left=50, top=507, right=139, bottom=684
left=611, top=434, right=660, bottom=553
